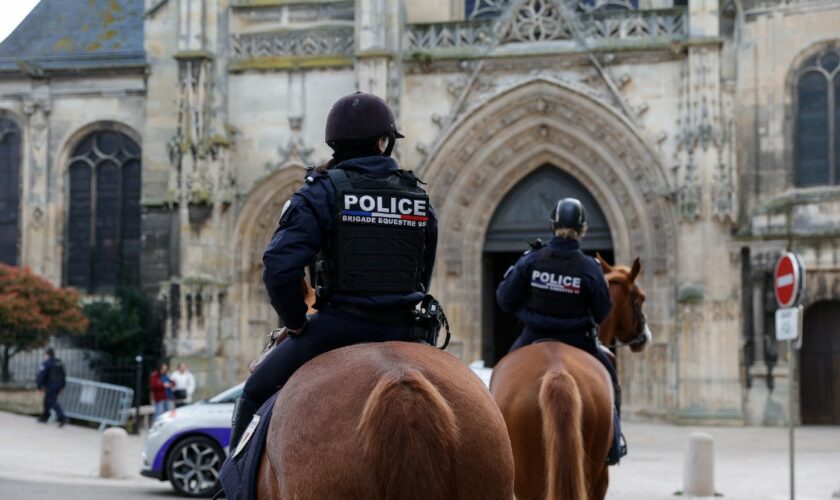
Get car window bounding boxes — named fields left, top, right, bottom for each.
left=207, top=383, right=244, bottom=403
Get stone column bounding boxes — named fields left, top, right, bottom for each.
left=672, top=0, right=742, bottom=423
left=20, top=97, right=52, bottom=281
left=355, top=0, right=403, bottom=105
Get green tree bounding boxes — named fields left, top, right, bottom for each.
left=0, top=264, right=89, bottom=382
left=80, top=287, right=165, bottom=393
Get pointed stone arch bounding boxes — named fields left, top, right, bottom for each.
left=419, top=77, right=677, bottom=366
left=231, top=164, right=306, bottom=376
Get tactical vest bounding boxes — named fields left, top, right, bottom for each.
left=47, top=359, right=66, bottom=388
left=314, top=168, right=429, bottom=299
left=526, top=247, right=590, bottom=318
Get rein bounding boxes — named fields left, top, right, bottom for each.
left=604, top=274, right=647, bottom=349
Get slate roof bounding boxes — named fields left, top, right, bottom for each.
left=0, top=0, right=145, bottom=74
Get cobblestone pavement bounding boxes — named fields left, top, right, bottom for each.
left=0, top=411, right=838, bottom=499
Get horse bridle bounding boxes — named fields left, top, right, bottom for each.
left=605, top=276, right=648, bottom=349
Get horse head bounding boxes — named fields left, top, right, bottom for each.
left=597, top=254, right=652, bottom=353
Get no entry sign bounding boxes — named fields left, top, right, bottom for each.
left=774, top=252, right=805, bottom=308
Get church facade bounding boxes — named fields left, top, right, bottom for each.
left=1, top=0, right=838, bottom=425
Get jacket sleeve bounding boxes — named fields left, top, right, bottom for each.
left=589, top=260, right=613, bottom=324
left=496, top=255, right=531, bottom=314
left=36, top=361, right=47, bottom=389
left=421, top=205, right=438, bottom=292
left=262, top=184, right=332, bottom=330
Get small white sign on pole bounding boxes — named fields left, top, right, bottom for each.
left=775, top=307, right=801, bottom=342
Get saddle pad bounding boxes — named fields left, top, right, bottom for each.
left=219, top=392, right=280, bottom=500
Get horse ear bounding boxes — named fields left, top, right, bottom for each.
left=630, top=257, right=642, bottom=282
left=596, top=252, right=611, bottom=274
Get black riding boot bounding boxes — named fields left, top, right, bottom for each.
left=229, top=397, right=260, bottom=452
left=607, top=383, right=627, bottom=466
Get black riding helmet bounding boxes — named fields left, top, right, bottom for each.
left=325, top=92, right=404, bottom=157
left=551, top=198, right=587, bottom=232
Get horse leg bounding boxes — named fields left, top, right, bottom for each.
left=592, top=466, right=609, bottom=500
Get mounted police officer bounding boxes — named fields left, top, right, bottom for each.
left=228, top=92, right=439, bottom=450
left=36, top=347, right=67, bottom=426
left=495, top=197, right=626, bottom=465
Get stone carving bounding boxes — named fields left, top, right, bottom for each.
left=232, top=28, right=354, bottom=60
left=168, top=55, right=236, bottom=213
left=420, top=82, right=676, bottom=279
left=404, top=6, right=685, bottom=52
left=22, top=100, right=50, bottom=153
left=466, top=0, right=638, bottom=19
left=673, top=48, right=735, bottom=223
left=405, top=21, right=495, bottom=51
left=502, top=0, right=572, bottom=43
left=30, top=206, right=44, bottom=230
left=268, top=116, right=315, bottom=169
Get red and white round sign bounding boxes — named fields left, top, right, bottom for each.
left=774, top=252, right=804, bottom=308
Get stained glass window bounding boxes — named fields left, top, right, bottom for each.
left=795, top=45, right=840, bottom=187
left=66, top=130, right=142, bottom=292
left=0, top=117, right=21, bottom=265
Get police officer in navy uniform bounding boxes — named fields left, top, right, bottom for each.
left=36, top=347, right=67, bottom=426
left=496, top=198, right=626, bottom=465
left=228, top=92, right=438, bottom=449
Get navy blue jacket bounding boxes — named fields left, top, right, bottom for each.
left=36, top=357, right=66, bottom=391
left=496, top=237, right=611, bottom=333
left=263, top=156, right=438, bottom=330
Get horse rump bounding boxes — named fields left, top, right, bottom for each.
left=357, top=367, right=459, bottom=500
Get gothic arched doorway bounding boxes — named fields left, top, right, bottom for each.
left=482, top=165, right=614, bottom=365
left=800, top=300, right=840, bottom=424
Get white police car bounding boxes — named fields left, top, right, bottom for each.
left=141, top=383, right=242, bottom=497
left=140, top=363, right=493, bottom=497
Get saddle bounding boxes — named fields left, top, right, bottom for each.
left=219, top=392, right=279, bottom=500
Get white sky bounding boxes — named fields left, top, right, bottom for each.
left=0, top=0, right=40, bottom=45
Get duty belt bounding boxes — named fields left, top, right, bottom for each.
left=330, top=304, right=414, bottom=325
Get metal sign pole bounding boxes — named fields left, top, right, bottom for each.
left=774, top=252, right=805, bottom=500
left=789, top=339, right=795, bottom=500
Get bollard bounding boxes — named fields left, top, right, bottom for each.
left=99, top=427, right=131, bottom=479
left=682, top=431, right=715, bottom=497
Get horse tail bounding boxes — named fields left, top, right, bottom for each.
left=539, top=369, right=586, bottom=500
left=357, top=368, right=458, bottom=500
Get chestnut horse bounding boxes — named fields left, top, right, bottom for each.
left=254, top=283, right=515, bottom=499
left=490, top=258, right=651, bottom=500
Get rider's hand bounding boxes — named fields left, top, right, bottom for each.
left=286, top=320, right=308, bottom=337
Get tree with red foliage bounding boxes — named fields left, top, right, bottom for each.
left=0, top=264, right=89, bottom=382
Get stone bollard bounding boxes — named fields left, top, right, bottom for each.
left=100, top=427, right=131, bottom=479
left=682, top=432, right=715, bottom=497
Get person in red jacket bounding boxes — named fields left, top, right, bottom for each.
left=149, top=363, right=174, bottom=420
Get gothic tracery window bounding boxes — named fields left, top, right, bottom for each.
left=0, top=117, right=21, bottom=265
left=65, top=130, right=142, bottom=292
left=795, top=44, right=840, bottom=187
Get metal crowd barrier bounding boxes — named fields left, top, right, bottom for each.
left=57, top=377, right=135, bottom=431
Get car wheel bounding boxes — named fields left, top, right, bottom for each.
left=166, top=435, right=224, bottom=498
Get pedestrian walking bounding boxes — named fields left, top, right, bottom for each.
left=150, top=363, right=174, bottom=420
left=36, top=347, right=67, bottom=426
left=169, top=362, right=196, bottom=406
